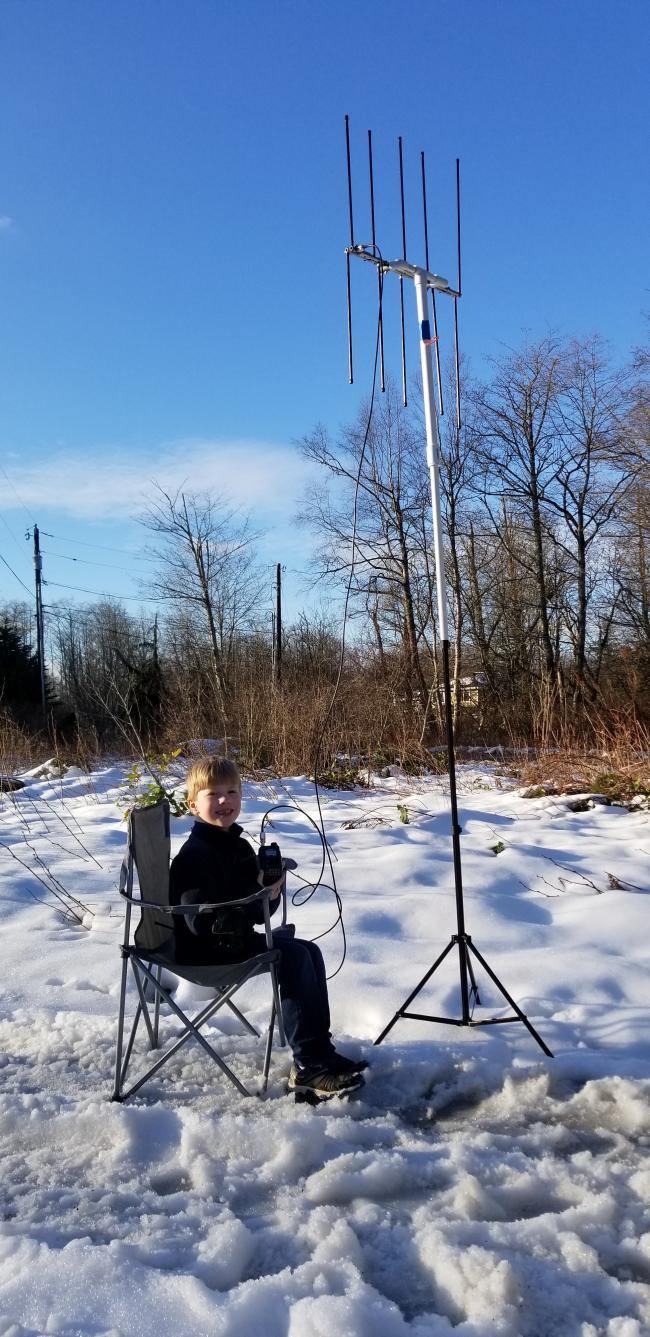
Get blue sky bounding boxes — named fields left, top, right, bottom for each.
left=0, top=0, right=648, bottom=634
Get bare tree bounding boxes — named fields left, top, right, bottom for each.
left=543, top=336, right=636, bottom=703
left=475, top=335, right=565, bottom=692
left=299, top=382, right=430, bottom=704
left=611, top=326, right=650, bottom=675
left=140, top=485, right=264, bottom=718
left=613, top=484, right=650, bottom=650
left=52, top=601, right=160, bottom=743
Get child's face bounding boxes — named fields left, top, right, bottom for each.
left=189, top=782, right=242, bottom=830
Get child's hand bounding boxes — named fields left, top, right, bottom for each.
left=258, top=871, right=283, bottom=901
left=267, top=876, right=283, bottom=902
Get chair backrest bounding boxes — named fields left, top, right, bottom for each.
left=130, top=800, right=174, bottom=951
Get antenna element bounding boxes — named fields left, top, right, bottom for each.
left=344, top=115, right=355, bottom=384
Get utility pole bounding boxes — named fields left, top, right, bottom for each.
left=274, top=563, right=282, bottom=685
left=32, top=524, right=47, bottom=716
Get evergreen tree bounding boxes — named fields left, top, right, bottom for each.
left=0, top=622, right=43, bottom=716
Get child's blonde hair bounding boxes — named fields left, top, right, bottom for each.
left=186, top=755, right=241, bottom=803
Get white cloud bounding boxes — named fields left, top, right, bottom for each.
left=2, top=437, right=315, bottom=522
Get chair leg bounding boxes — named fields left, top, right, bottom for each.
left=153, top=963, right=162, bottom=1047
left=226, top=998, right=260, bottom=1037
left=261, top=958, right=287, bottom=1095
left=261, top=999, right=276, bottom=1095
left=130, top=959, right=157, bottom=1049
left=269, top=961, right=285, bottom=1046
left=120, top=1002, right=144, bottom=1089
left=112, top=950, right=130, bottom=1101
left=119, top=960, right=165, bottom=1089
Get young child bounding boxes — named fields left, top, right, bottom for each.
left=169, top=755, right=367, bottom=1100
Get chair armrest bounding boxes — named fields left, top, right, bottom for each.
left=119, top=884, right=279, bottom=914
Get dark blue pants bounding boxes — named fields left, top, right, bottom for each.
left=270, top=932, right=333, bottom=1067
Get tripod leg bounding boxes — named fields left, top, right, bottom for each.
left=466, top=951, right=481, bottom=1007
left=458, top=935, right=472, bottom=1024
left=467, top=941, right=553, bottom=1057
left=374, top=938, right=456, bottom=1045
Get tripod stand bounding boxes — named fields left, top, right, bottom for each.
left=346, top=249, right=552, bottom=1059
left=374, top=647, right=552, bottom=1056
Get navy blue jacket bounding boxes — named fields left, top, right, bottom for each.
left=169, top=820, right=276, bottom=963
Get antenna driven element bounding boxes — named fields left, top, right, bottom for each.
left=456, top=157, right=462, bottom=298
left=398, top=136, right=407, bottom=407
left=342, top=121, right=551, bottom=1062
left=368, top=130, right=385, bottom=392
left=344, top=114, right=355, bottom=384
left=454, top=158, right=462, bottom=430
left=421, top=151, right=444, bottom=415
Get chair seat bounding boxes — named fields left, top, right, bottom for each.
left=133, top=940, right=281, bottom=990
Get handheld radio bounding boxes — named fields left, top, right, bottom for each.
left=257, top=840, right=283, bottom=885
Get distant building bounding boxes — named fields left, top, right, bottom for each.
left=439, top=674, right=487, bottom=709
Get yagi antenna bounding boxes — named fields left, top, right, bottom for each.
left=343, top=115, right=552, bottom=1063
left=343, top=118, right=460, bottom=411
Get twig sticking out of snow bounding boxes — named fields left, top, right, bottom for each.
left=0, top=840, right=93, bottom=924
left=22, top=792, right=104, bottom=867
left=341, top=813, right=393, bottom=829
left=606, top=871, right=647, bottom=892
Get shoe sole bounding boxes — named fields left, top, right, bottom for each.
left=288, top=1074, right=365, bottom=1100
left=292, top=1083, right=364, bottom=1105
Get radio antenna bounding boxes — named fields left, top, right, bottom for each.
left=345, top=114, right=355, bottom=384
left=454, top=158, right=462, bottom=430
left=343, top=119, right=552, bottom=1062
left=398, top=136, right=408, bottom=407
left=421, top=150, right=444, bottom=415
left=368, top=130, right=385, bottom=392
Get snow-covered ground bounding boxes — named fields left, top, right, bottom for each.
left=1, top=761, right=649, bottom=1337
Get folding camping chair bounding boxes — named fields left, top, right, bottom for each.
left=112, top=799, right=286, bottom=1103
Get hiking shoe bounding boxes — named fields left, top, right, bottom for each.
left=287, top=1063, right=365, bottom=1100
left=327, top=1050, right=369, bottom=1076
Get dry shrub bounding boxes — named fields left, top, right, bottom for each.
left=154, top=671, right=441, bottom=779
left=517, top=712, right=650, bottom=800
left=0, top=711, right=47, bottom=774
left=9, top=646, right=647, bottom=796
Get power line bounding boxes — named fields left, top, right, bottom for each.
left=0, top=464, right=33, bottom=521
left=0, top=550, right=35, bottom=599
left=42, top=549, right=146, bottom=574
left=41, top=530, right=149, bottom=559
left=0, top=511, right=32, bottom=565
left=44, top=579, right=159, bottom=603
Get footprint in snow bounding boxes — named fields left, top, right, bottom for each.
left=64, top=978, right=108, bottom=993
